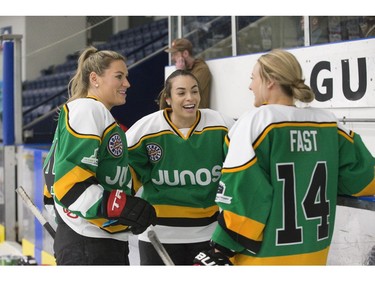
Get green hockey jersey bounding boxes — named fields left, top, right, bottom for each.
left=43, top=97, right=134, bottom=240
left=212, top=104, right=375, bottom=265
left=126, top=108, right=235, bottom=243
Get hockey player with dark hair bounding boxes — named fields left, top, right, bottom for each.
left=126, top=69, right=235, bottom=265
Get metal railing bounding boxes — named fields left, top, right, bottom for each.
left=339, top=117, right=375, bottom=124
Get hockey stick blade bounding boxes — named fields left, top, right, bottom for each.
left=147, top=230, right=175, bottom=265
left=16, top=186, right=56, bottom=239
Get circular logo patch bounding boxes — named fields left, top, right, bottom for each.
left=146, top=143, right=162, bottom=162
left=108, top=133, right=123, bottom=157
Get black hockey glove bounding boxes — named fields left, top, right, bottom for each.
left=102, top=189, right=157, bottom=234
left=193, top=249, right=233, bottom=266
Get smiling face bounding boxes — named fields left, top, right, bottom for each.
left=91, top=60, right=130, bottom=110
left=249, top=62, right=269, bottom=107
left=166, top=74, right=201, bottom=128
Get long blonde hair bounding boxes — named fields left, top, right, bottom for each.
left=258, top=49, right=315, bottom=103
left=67, top=46, right=126, bottom=103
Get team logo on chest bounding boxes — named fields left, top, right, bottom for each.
left=108, top=133, right=123, bottom=157
left=146, top=143, right=162, bottom=162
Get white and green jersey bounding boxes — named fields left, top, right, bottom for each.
left=212, top=104, right=375, bottom=265
left=126, top=108, right=235, bottom=243
left=43, top=96, right=134, bottom=241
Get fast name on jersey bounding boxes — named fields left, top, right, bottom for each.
left=290, top=129, right=318, bottom=152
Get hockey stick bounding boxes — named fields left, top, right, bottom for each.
left=15, top=186, right=56, bottom=239
left=147, top=230, right=175, bottom=265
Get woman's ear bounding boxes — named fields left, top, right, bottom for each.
left=267, top=80, right=275, bottom=89
left=166, top=98, right=171, bottom=106
left=89, top=72, right=98, bottom=87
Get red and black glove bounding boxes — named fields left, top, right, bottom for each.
left=102, top=189, right=157, bottom=234
left=193, top=249, right=233, bottom=266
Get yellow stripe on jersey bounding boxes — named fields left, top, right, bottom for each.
left=223, top=123, right=338, bottom=174
left=128, top=130, right=175, bottom=150
left=353, top=176, right=375, bottom=196
left=63, top=105, right=102, bottom=142
left=164, top=108, right=201, bottom=139
left=222, top=157, right=257, bottom=173
left=232, top=246, right=330, bottom=265
left=154, top=204, right=219, bottom=218
left=129, top=165, right=142, bottom=192
left=54, top=166, right=95, bottom=199
left=43, top=183, right=52, bottom=199
left=224, top=134, right=230, bottom=146
left=254, top=122, right=337, bottom=150
left=223, top=210, right=264, bottom=242
left=103, top=122, right=119, bottom=139
left=193, top=126, right=229, bottom=135
left=88, top=218, right=130, bottom=233
left=129, top=126, right=227, bottom=151
left=338, top=128, right=355, bottom=143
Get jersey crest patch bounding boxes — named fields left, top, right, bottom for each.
left=107, top=133, right=123, bottom=158
left=146, top=143, right=163, bottom=162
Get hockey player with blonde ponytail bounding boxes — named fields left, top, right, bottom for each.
left=194, top=49, right=375, bottom=265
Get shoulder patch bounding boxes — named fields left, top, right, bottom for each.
left=215, top=181, right=232, bottom=204
left=146, top=143, right=163, bottom=162
left=107, top=133, right=123, bottom=157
